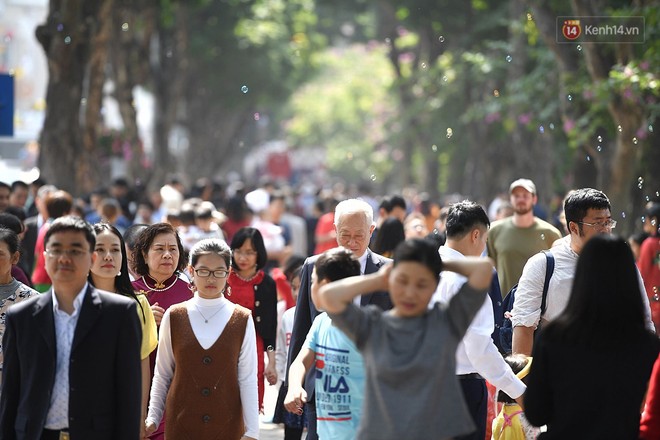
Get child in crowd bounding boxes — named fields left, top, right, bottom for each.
left=285, top=248, right=364, bottom=440
left=272, top=265, right=306, bottom=439
left=492, top=355, right=539, bottom=440
left=316, top=238, right=493, bottom=440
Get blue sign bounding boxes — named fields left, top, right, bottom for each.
left=0, top=73, right=15, bottom=136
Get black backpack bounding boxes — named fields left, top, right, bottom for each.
left=499, top=250, right=554, bottom=355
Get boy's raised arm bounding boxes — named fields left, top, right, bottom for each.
left=317, top=264, right=392, bottom=314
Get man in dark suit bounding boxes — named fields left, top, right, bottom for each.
left=286, top=198, right=392, bottom=439
left=0, top=216, right=142, bottom=440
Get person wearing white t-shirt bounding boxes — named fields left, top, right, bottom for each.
left=512, top=188, right=655, bottom=356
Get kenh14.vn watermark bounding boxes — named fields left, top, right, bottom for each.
left=556, top=16, right=645, bottom=43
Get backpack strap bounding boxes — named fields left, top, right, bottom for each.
left=539, top=250, right=555, bottom=316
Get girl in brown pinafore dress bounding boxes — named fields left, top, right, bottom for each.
left=145, top=239, right=259, bottom=439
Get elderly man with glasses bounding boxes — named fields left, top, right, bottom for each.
left=511, top=188, right=655, bottom=356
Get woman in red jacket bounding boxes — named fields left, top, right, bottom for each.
left=227, top=227, right=278, bottom=411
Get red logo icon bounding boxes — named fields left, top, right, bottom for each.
left=562, top=20, right=581, bottom=40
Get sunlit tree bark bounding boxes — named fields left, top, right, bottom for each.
left=36, top=0, right=109, bottom=194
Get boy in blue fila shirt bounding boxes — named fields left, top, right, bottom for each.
left=285, top=247, right=364, bottom=440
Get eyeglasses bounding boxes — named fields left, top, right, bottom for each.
left=577, top=219, right=617, bottom=230
left=45, top=248, right=89, bottom=258
left=233, top=250, right=257, bottom=258
left=194, top=268, right=229, bottom=278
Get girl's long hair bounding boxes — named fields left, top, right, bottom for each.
left=545, top=235, right=648, bottom=346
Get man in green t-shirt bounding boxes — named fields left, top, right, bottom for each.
left=487, top=178, right=562, bottom=295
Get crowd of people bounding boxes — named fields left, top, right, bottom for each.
left=0, top=175, right=658, bottom=439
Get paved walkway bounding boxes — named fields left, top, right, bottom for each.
left=259, top=380, right=285, bottom=440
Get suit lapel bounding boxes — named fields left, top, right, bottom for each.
left=71, top=285, right=102, bottom=352
left=33, top=292, right=56, bottom=358
left=364, top=249, right=379, bottom=274
left=361, top=250, right=383, bottom=307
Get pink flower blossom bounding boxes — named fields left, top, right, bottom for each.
left=485, top=112, right=501, bottom=124
left=398, top=52, right=415, bottom=64
left=623, top=88, right=634, bottom=100
left=563, top=118, right=575, bottom=133
left=518, top=113, right=532, bottom=124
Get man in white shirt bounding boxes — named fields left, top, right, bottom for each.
left=512, top=188, right=655, bottom=355
left=432, top=200, right=525, bottom=440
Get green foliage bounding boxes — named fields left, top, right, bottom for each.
left=187, top=0, right=324, bottom=111
left=283, top=44, right=397, bottom=182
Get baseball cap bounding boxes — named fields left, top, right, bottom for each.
left=509, top=178, right=536, bottom=195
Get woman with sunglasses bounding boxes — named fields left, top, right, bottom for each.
left=145, top=238, right=258, bottom=439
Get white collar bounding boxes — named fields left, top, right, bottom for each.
left=51, top=282, right=89, bottom=316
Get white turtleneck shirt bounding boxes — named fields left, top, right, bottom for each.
left=146, top=293, right=259, bottom=438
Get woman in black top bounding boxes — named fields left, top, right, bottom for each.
left=525, top=235, right=660, bottom=439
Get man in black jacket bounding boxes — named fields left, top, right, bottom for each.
left=286, top=198, right=392, bottom=440
left=0, top=216, right=142, bottom=440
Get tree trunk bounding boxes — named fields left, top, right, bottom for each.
left=185, top=88, right=251, bottom=180
left=377, top=0, right=413, bottom=188
left=81, top=0, right=113, bottom=193
left=111, top=0, right=146, bottom=184
left=36, top=0, right=96, bottom=194
left=150, top=2, right=189, bottom=189
left=569, top=0, right=645, bottom=233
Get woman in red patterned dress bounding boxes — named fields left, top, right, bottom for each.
left=130, top=222, right=192, bottom=439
